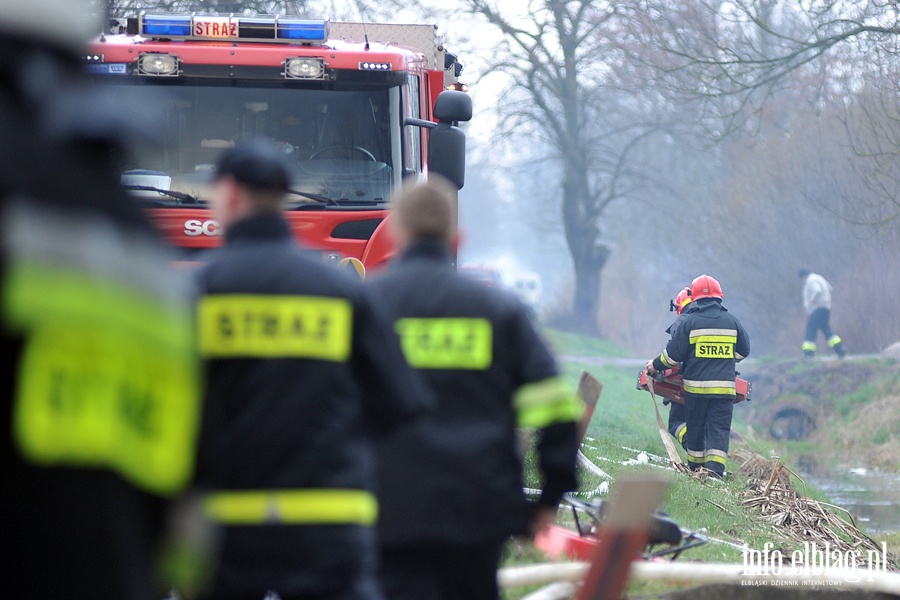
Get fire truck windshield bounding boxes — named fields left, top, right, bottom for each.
left=100, top=81, right=401, bottom=205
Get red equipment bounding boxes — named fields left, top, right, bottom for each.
left=636, top=366, right=751, bottom=404
left=86, top=16, right=470, bottom=271
left=535, top=493, right=708, bottom=565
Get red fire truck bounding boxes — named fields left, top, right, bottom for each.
left=86, top=15, right=471, bottom=271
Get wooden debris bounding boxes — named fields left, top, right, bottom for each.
left=731, top=447, right=892, bottom=567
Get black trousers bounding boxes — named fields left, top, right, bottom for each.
left=805, top=308, right=845, bottom=356
left=380, top=542, right=504, bottom=600
left=805, top=307, right=835, bottom=344
left=683, top=394, right=734, bottom=477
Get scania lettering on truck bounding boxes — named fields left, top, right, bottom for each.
left=85, top=15, right=471, bottom=271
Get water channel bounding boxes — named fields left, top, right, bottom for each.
left=799, top=465, right=900, bottom=536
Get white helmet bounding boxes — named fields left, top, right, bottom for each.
left=0, top=0, right=103, bottom=52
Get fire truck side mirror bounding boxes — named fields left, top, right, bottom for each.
left=428, top=91, right=472, bottom=190
left=433, top=90, right=472, bottom=123
left=429, top=123, right=466, bottom=189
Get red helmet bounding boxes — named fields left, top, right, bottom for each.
left=689, top=274, right=723, bottom=300
left=674, top=288, right=692, bottom=314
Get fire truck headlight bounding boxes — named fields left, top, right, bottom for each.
left=137, top=53, right=180, bottom=76
left=284, top=57, right=325, bottom=79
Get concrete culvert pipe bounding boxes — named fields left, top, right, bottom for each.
left=769, top=406, right=817, bottom=440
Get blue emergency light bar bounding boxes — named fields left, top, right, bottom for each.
left=139, top=15, right=329, bottom=44
left=141, top=16, right=191, bottom=37
left=277, top=20, right=329, bottom=41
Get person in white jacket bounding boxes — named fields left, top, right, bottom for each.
left=799, top=269, right=846, bottom=358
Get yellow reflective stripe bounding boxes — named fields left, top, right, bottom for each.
left=686, top=448, right=705, bottom=464
left=6, top=264, right=200, bottom=496
left=203, top=489, right=378, bottom=526
left=828, top=335, right=842, bottom=347
left=690, top=335, right=737, bottom=344
left=684, top=387, right=736, bottom=395
left=683, top=379, right=735, bottom=389
left=689, top=328, right=736, bottom=338
left=675, top=423, right=687, bottom=444
left=514, top=376, right=583, bottom=428
left=4, top=262, right=192, bottom=347
left=660, top=350, right=678, bottom=368
left=684, top=387, right=736, bottom=396
left=198, top=295, right=352, bottom=361
left=394, top=318, right=492, bottom=370
left=705, top=449, right=728, bottom=465
left=802, top=341, right=817, bottom=351
left=683, top=379, right=736, bottom=395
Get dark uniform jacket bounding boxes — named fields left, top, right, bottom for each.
left=653, top=298, right=750, bottom=399
left=367, top=241, right=580, bottom=547
left=194, top=214, right=432, bottom=596
left=2, top=40, right=199, bottom=600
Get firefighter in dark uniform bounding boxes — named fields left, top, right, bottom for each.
left=664, top=287, right=692, bottom=448
left=367, top=180, right=582, bottom=600
left=646, top=275, right=749, bottom=478
left=193, top=140, right=433, bottom=600
left=1, top=2, right=201, bottom=598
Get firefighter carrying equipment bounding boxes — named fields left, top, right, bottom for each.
left=650, top=295, right=749, bottom=478
left=652, top=300, right=750, bottom=400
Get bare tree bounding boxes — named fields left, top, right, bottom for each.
left=629, top=0, right=900, bottom=232
left=108, top=1, right=316, bottom=16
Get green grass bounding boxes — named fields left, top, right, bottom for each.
left=501, top=328, right=899, bottom=599
left=541, top=328, right=631, bottom=358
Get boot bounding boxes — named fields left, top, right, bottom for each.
left=828, top=336, right=846, bottom=359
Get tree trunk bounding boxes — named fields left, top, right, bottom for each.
left=561, top=164, right=609, bottom=335
left=568, top=232, right=610, bottom=336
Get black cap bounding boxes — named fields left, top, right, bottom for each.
left=798, top=268, right=811, bottom=278
left=212, top=139, right=290, bottom=193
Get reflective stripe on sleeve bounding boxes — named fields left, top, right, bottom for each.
left=203, top=489, right=378, bottom=526
left=198, top=295, right=352, bottom=361
left=514, top=376, right=584, bottom=428
left=660, top=349, right=678, bottom=368
left=682, top=379, right=736, bottom=395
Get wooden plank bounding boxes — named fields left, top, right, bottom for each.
left=574, top=472, right=670, bottom=600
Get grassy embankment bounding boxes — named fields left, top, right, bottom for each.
left=733, top=357, right=900, bottom=472
left=500, top=329, right=900, bottom=599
